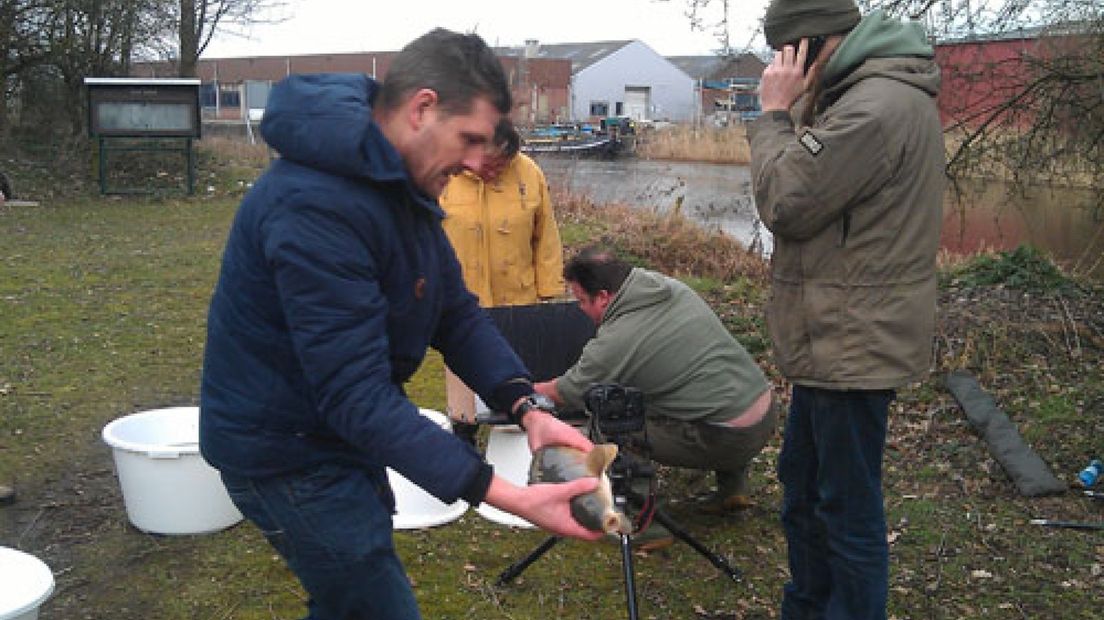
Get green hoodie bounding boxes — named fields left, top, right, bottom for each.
left=555, top=268, right=768, bottom=423
left=824, top=9, right=934, bottom=86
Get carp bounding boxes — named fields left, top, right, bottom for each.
left=528, top=443, right=632, bottom=535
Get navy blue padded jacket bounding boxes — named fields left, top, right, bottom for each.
left=199, top=73, right=530, bottom=504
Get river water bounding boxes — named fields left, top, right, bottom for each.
left=534, top=156, right=1104, bottom=280
left=536, top=157, right=769, bottom=252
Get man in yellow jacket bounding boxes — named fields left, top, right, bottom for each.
left=440, top=120, right=565, bottom=432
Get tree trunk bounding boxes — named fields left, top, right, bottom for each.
left=178, top=0, right=196, bottom=77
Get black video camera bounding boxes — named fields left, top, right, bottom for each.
left=584, top=384, right=645, bottom=437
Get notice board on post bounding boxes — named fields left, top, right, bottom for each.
left=85, top=78, right=201, bottom=138
left=84, top=77, right=201, bottom=194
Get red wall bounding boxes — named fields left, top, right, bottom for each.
left=935, top=37, right=1037, bottom=128
left=934, top=33, right=1083, bottom=130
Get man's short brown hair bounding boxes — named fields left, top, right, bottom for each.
left=377, top=28, right=512, bottom=116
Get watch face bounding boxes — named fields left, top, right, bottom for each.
left=529, top=394, right=555, bottom=410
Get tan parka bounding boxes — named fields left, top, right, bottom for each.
left=439, top=153, right=564, bottom=306
left=748, top=12, right=945, bottom=390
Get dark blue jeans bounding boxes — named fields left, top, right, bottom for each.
left=778, top=385, right=895, bottom=620
left=221, top=463, right=420, bottom=620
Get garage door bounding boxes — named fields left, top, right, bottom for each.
left=624, top=87, right=650, bottom=121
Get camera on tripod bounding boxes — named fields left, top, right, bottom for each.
left=584, top=383, right=645, bottom=437
left=496, top=382, right=743, bottom=603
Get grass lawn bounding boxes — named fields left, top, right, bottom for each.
left=0, top=185, right=1100, bottom=619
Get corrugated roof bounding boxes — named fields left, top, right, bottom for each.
left=666, top=56, right=723, bottom=79
left=496, top=40, right=636, bottom=73
left=934, top=20, right=1091, bottom=45
left=667, top=53, right=767, bottom=80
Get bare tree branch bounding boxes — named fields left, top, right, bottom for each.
left=177, top=0, right=286, bottom=77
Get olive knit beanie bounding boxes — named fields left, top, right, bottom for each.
left=763, top=0, right=862, bottom=50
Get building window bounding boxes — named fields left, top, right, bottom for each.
left=199, top=83, right=217, bottom=108
left=218, top=86, right=240, bottom=109
left=615, top=102, right=623, bottom=115
left=589, top=101, right=609, bottom=117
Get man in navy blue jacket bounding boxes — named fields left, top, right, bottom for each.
left=200, top=29, right=599, bottom=619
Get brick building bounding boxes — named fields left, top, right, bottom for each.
left=133, top=51, right=572, bottom=125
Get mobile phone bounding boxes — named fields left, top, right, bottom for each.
left=803, top=36, right=827, bottom=75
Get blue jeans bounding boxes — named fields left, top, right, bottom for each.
left=221, top=463, right=420, bottom=620
left=778, top=386, right=895, bottom=620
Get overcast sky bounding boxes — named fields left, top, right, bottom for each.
left=203, top=0, right=771, bottom=59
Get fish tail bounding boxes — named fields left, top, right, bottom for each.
left=585, top=443, right=618, bottom=476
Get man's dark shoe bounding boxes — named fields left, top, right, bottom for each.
left=697, top=493, right=755, bottom=515
left=631, top=525, right=674, bottom=552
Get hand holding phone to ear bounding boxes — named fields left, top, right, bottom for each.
left=759, top=38, right=812, bottom=112
left=803, top=36, right=827, bottom=75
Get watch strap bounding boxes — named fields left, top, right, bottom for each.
left=508, top=398, right=532, bottom=429
left=509, top=395, right=550, bottom=430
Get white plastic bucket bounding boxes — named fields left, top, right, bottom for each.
left=387, top=409, right=468, bottom=529
left=101, top=407, right=242, bottom=535
left=475, top=425, right=535, bottom=528
left=0, top=547, right=54, bottom=620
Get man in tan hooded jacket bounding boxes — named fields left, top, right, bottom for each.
left=747, top=0, right=944, bottom=618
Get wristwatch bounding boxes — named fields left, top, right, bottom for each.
left=511, top=393, right=556, bottom=429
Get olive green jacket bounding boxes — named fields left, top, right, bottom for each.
left=748, top=11, right=945, bottom=390
left=555, top=268, right=769, bottom=423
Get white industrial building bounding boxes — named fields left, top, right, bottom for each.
left=503, top=39, right=698, bottom=123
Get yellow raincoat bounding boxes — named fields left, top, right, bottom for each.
left=439, top=153, right=564, bottom=306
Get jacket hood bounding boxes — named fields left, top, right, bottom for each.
left=260, top=73, right=414, bottom=188
left=604, top=268, right=671, bottom=322
left=823, top=9, right=939, bottom=97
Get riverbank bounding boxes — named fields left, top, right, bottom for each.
left=0, top=147, right=1100, bottom=619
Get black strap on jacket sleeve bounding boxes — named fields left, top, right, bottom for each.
left=488, top=377, right=534, bottom=414
left=459, top=461, right=495, bottom=507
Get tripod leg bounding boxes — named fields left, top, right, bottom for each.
left=619, top=534, right=640, bottom=620
left=495, top=536, right=561, bottom=586
left=652, top=509, right=742, bottom=582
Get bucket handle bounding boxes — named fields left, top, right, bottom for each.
left=146, top=450, right=184, bottom=459
left=146, top=441, right=198, bottom=459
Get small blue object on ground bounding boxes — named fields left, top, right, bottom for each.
left=1078, top=459, right=1102, bottom=488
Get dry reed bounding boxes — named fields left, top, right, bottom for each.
left=635, top=124, right=751, bottom=164
left=554, top=188, right=768, bottom=282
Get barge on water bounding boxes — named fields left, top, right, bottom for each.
left=520, top=118, right=634, bottom=158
